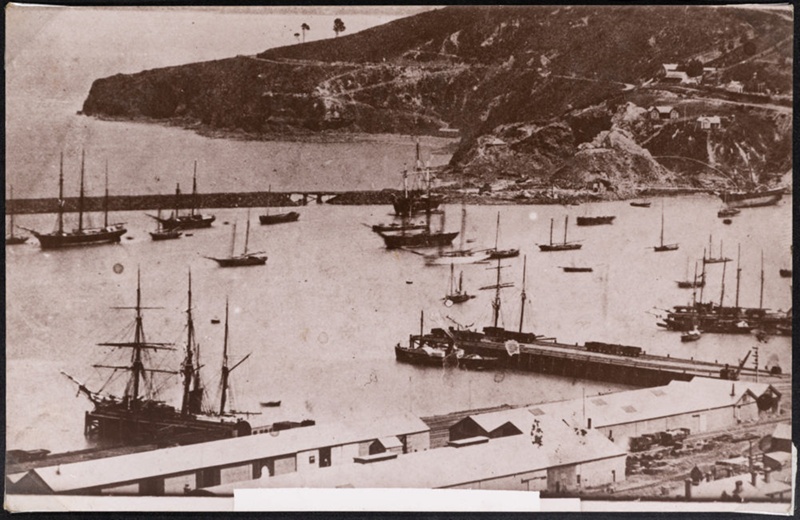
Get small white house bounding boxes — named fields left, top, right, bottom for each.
left=697, top=116, right=722, bottom=130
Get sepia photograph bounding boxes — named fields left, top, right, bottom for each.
left=4, top=3, right=794, bottom=513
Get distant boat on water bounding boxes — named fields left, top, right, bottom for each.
left=443, top=263, right=475, bottom=306
left=26, top=152, right=127, bottom=249
left=653, top=202, right=678, bottom=252
left=576, top=215, right=615, bottom=226
left=630, top=201, right=652, bottom=208
left=562, top=266, right=593, bottom=273
left=485, top=212, right=519, bottom=260
left=5, top=185, right=27, bottom=245
left=206, top=211, right=267, bottom=267
left=149, top=161, right=215, bottom=231
left=717, top=207, right=741, bottom=218
left=259, top=186, right=300, bottom=225
left=703, top=236, right=731, bottom=264
left=720, top=187, right=784, bottom=209
left=538, top=216, right=582, bottom=252
left=150, top=208, right=182, bottom=241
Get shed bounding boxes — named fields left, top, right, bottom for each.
left=448, top=414, right=524, bottom=442
left=649, top=106, right=679, bottom=120
left=697, top=116, right=721, bottom=130
left=762, top=451, right=791, bottom=472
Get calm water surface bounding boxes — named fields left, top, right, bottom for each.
left=6, top=197, right=791, bottom=452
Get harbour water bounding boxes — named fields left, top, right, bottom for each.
left=6, top=196, right=791, bottom=452
left=5, top=5, right=791, bottom=456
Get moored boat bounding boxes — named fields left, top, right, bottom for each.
left=149, top=161, right=215, bottom=231
left=717, top=208, right=741, bottom=218
left=576, top=215, right=615, bottom=226
left=562, top=266, right=593, bottom=273
left=653, top=201, right=678, bottom=252
left=485, top=212, right=520, bottom=260
left=206, top=211, right=267, bottom=267
left=630, top=201, right=652, bottom=208
left=259, top=211, right=300, bottom=225
left=538, top=216, right=582, bottom=252
left=720, top=187, right=784, bottom=209
left=150, top=209, right=182, bottom=241
left=27, top=152, right=127, bottom=249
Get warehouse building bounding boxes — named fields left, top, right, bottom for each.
left=480, top=378, right=782, bottom=450
left=7, top=413, right=429, bottom=496
left=198, top=415, right=626, bottom=495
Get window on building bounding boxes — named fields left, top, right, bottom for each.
left=576, top=474, right=581, bottom=485
left=309, top=455, right=316, bottom=464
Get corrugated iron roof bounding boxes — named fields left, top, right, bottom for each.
left=201, top=416, right=625, bottom=494
left=28, top=413, right=429, bottom=493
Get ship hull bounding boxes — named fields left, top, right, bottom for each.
left=259, top=212, right=300, bottom=225
left=380, top=231, right=458, bottom=249
left=720, top=188, right=784, bottom=208
left=392, top=195, right=443, bottom=218
left=210, top=255, right=267, bottom=267
left=487, top=248, right=520, bottom=260
left=538, top=244, right=582, bottom=252
left=394, top=346, right=444, bottom=366
left=157, top=214, right=215, bottom=230
left=5, top=235, right=28, bottom=245
left=150, top=230, right=182, bottom=241
left=576, top=216, right=615, bottom=226
left=33, top=227, right=126, bottom=249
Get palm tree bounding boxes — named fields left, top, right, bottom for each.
left=301, top=23, right=310, bottom=43
left=294, top=32, right=300, bottom=43
left=333, top=18, right=346, bottom=38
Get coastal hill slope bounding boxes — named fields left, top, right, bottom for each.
left=82, top=6, right=792, bottom=192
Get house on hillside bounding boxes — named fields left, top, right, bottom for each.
left=661, top=63, right=679, bottom=75
left=697, top=116, right=722, bottom=130
left=663, top=70, right=689, bottom=84
left=649, top=106, right=680, bottom=121
left=725, top=80, right=744, bottom=93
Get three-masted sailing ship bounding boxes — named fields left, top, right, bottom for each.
left=61, top=271, right=253, bottom=444
left=27, top=153, right=127, bottom=249
left=149, top=161, right=215, bottom=230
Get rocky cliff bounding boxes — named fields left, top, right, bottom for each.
left=82, top=5, right=792, bottom=191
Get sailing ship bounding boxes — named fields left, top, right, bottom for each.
left=443, top=263, right=475, bottom=306
left=703, top=236, right=731, bottom=264
left=576, top=215, right=615, bottom=226
left=676, top=259, right=705, bottom=289
left=378, top=166, right=458, bottom=249
left=485, top=212, right=519, bottom=260
left=391, top=139, right=443, bottom=218
left=61, top=271, right=252, bottom=443
left=562, top=266, right=593, bottom=273
left=259, top=187, right=300, bottom=225
left=206, top=212, right=267, bottom=267
left=5, top=186, right=28, bottom=245
left=149, top=161, right=215, bottom=230
left=630, top=201, right=652, bottom=208
left=425, top=185, right=490, bottom=265
left=653, top=202, right=679, bottom=252
left=26, top=153, right=127, bottom=249
left=538, top=216, right=582, bottom=252
left=150, top=208, right=182, bottom=241
left=720, top=186, right=784, bottom=209
left=659, top=249, right=791, bottom=335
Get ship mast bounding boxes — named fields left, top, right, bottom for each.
left=104, top=159, right=109, bottom=228
left=425, top=167, right=432, bottom=232
left=659, top=202, right=665, bottom=247
left=218, top=300, right=251, bottom=416
left=181, top=270, right=203, bottom=415
left=563, top=216, right=569, bottom=245
left=494, top=212, right=501, bottom=251
left=719, top=257, right=727, bottom=307
left=519, top=255, right=528, bottom=333
left=698, top=249, right=706, bottom=304
left=244, top=211, right=251, bottom=256
left=229, top=222, right=238, bottom=258
left=759, top=250, right=765, bottom=309
left=174, top=183, right=181, bottom=219
left=9, top=185, right=15, bottom=238
left=691, top=261, right=699, bottom=307
left=57, top=153, right=65, bottom=235
left=549, top=218, right=554, bottom=246
left=78, top=150, right=85, bottom=233
left=191, top=160, right=198, bottom=217
left=735, top=244, right=742, bottom=310
left=95, top=269, right=176, bottom=411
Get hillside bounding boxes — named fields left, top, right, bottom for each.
left=81, top=5, right=793, bottom=192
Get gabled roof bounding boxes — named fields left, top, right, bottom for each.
left=26, top=413, right=429, bottom=493
left=200, top=417, right=625, bottom=494
left=697, top=116, right=721, bottom=124
left=651, top=105, right=676, bottom=114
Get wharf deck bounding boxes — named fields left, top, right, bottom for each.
left=455, top=338, right=788, bottom=386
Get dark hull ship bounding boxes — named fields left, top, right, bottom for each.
left=150, top=161, right=215, bottom=231
left=381, top=230, right=459, bottom=249
left=562, top=266, right=593, bottom=273
left=538, top=216, right=581, bottom=252
left=630, top=201, right=652, bottom=208
left=62, top=272, right=251, bottom=444
left=720, top=187, right=784, bottom=209
left=444, top=264, right=475, bottom=306
left=717, top=208, right=741, bottom=218
left=207, top=215, right=267, bottom=267
left=659, top=249, right=791, bottom=336
left=150, top=209, right=182, bottom=241
left=370, top=221, right=428, bottom=233
left=576, top=216, right=615, bottom=226
left=391, top=139, right=443, bottom=218
left=485, top=213, right=519, bottom=260
left=28, top=153, right=127, bottom=249
left=259, top=211, right=300, bottom=225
